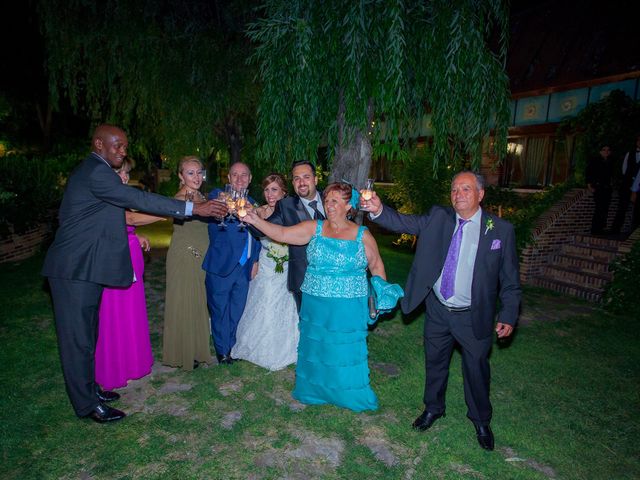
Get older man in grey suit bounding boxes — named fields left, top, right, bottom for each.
left=364, top=171, right=520, bottom=450
left=42, top=124, right=225, bottom=423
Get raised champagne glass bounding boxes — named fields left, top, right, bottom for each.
left=361, top=178, right=374, bottom=210
left=236, top=188, right=248, bottom=230
left=224, top=184, right=236, bottom=222
left=216, top=189, right=228, bottom=228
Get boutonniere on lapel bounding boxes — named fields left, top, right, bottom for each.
left=484, top=218, right=494, bottom=235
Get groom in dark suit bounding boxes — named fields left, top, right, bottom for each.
left=365, top=171, right=520, bottom=450
left=202, top=162, right=261, bottom=365
left=42, top=124, right=225, bottom=423
left=267, top=160, right=325, bottom=310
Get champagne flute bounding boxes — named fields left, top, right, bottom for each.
left=224, top=184, right=236, bottom=222
left=361, top=178, right=374, bottom=210
left=216, top=189, right=228, bottom=228
left=236, top=188, right=248, bottom=230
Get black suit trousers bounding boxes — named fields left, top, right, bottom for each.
left=423, top=293, right=493, bottom=425
left=48, top=278, right=103, bottom=417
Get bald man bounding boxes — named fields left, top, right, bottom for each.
left=42, top=124, right=225, bottom=423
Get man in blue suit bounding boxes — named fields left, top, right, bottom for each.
left=203, top=162, right=261, bottom=364
left=364, top=171, right=520, bottom=451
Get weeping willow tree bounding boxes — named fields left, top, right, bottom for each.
left=248, top=0, right=510, bottom=186
left=38, top=0, right=258, bottom=168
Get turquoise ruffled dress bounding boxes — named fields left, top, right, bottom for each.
left=293, top=221, right=378, bottom=412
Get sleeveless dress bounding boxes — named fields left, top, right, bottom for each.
left=95, top=225, right=153, bottom=390
left=162, top=216, right=213, bottom=370
left=293, top=221, right=378, bottom=412
left=231, top=237, right=299, bottom=370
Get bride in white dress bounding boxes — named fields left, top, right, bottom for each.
left=231, top=174, right=299, bottom=371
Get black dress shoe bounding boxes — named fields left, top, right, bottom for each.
left=475, top=425, right=494, bottom=450
left=412, top=410, right=445, bottom=431
left=216, top=354, right=233, bottom=365
left=96, top=387, right=120, bottom=403
left=85, top=403, right=126, bottom=423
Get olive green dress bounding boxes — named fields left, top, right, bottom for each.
left=162, top=216, right=213, bottom=370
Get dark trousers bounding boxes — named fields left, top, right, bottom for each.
left=591, top=187, right=612, bottom=234
left=612, top=189, right=640, bottom=232
left=205, top=262, right=251, bottom=356
left=423, top=294, right=493, bottom=425
left=48, top=277, right=103, bottom=417
left=292, top=290, right=302, bottom=312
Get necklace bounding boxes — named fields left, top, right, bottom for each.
left=185, top=189, right=206, bottom=201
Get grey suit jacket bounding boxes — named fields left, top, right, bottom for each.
left=373, top=205, right=521, bottom=339
left=42, top=153, right=187, bottom=287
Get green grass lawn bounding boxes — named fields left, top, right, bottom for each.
left=0, top=238, right=638, bottom=479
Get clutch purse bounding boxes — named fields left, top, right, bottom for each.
left=368, top=284, right=378, bottom=320
left=368, top=276, right=404, bottom=324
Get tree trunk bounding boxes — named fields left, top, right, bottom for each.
left=330, top=128, right=372, bottom=189
left=330, top=94, right=374, bottom=188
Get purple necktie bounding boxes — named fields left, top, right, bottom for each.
left=440, top=218, right=470, bottom=300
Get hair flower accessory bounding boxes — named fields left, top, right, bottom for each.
left=350, top=188, right=360, bottom=211
left=340, top=178, right=360, bottom=211
left=485, top=218, right=495, bottom=235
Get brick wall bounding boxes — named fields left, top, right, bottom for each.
left=520, top=188, right=633, bottom=283
left=0, top=223, right=51, bottom=264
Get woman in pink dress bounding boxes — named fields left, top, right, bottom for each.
left=95, top=159, right=165, bottom=390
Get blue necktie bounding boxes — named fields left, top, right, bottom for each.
left=440, top=218, right=469, bottom=300
left=239, top=233, right=248, bottom=266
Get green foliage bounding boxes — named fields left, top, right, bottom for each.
left=603, top=241, right=640, bottom=317
left=157, top=175, right=180, bottom=198
left=385, top=145, right=452, bottom=214
left=248, top=0, right=511, bottom=172
left=559, top=90, right=640, bottom=185
left=492, top=182, right=574, bottom=251
left=38, top=0, right=259, bottom=168
left=0, top=154, right=72, bottom=236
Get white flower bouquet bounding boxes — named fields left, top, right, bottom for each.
left=266, top=241, right=289, bottom=273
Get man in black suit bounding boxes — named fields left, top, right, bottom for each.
left=613, top=134, right=640, bottom=233
left=267, top=160, right=325, bottom=311
left=364, top=171, right=520, bottom=450
left=42, top=124, right=225, bottom=423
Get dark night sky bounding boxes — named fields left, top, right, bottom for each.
left=0, top=2, right=46, bottom=99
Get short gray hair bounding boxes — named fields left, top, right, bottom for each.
left=452, top=170, right=485, bottom=190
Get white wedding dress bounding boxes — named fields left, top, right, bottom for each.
left=231, top=238, right=300, bottom=371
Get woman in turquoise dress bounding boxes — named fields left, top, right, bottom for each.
left=244, top=182, right=402, bottom=412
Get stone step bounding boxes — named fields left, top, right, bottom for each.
left=574, top=234, right=624, bottom=250
left=550, top=254, right=613, bottom=275
left=530, top=276, right=603, bottom=302
left=539, top=264, right=612, bottom=289
left=561, top=244, right=619, bottom=263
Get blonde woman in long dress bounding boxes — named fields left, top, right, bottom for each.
left=162, top=157, right=213, bottom=370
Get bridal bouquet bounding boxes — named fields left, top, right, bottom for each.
left=266, top=241, right=289, bottom=273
